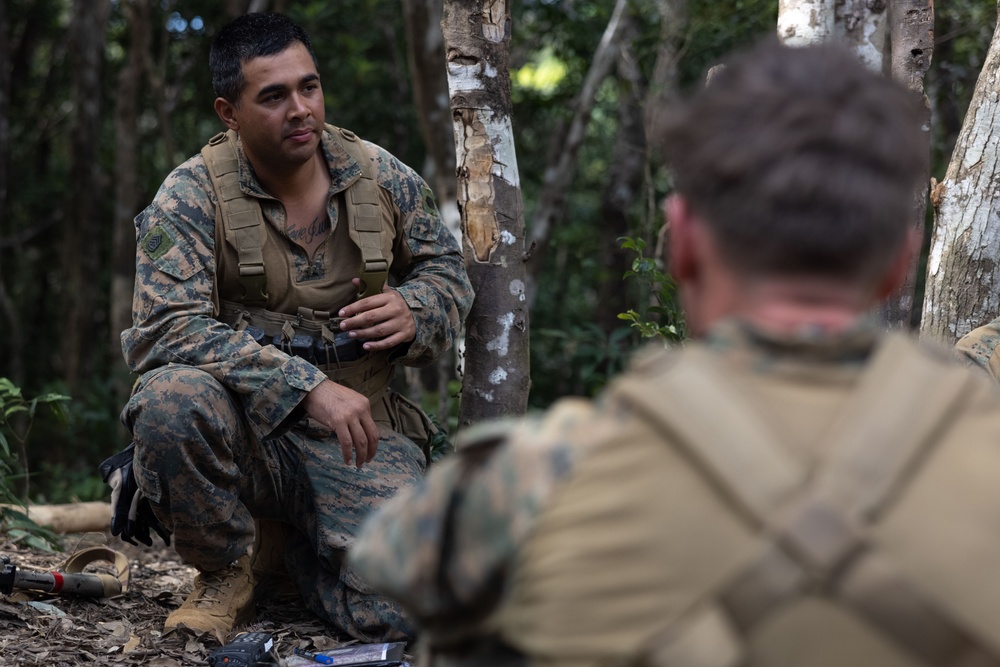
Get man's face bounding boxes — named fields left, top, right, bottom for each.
left=221, top=42, right=325, bottom=171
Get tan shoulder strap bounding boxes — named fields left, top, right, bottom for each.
left=617, top=334, right=970, bottom=530
left=326, top=124, right=389, bottom=299
left=201, top=130, right=269, bottom=307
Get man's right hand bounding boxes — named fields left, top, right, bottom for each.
left=303, top=380, right=380, bottom=468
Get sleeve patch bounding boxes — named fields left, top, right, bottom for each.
left=141, top=225, right=176, bottom=261
left=421, top=185, right=440, bottom=217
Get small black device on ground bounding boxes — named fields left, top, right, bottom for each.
left=208, top=631, right=275, bottom=667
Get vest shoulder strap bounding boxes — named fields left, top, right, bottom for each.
left=201, top=130, right=269, bottom=307
left=199, top=125, right=391, bottom=307
left=325, top=124, right=388, bottom=299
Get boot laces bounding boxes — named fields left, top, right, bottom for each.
left=195, top=562, right=238, bottom=608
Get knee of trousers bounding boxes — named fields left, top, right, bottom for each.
left=126, top=366, right=243, bottom=450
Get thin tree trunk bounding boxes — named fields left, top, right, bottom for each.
left=835, top=0, right=889, bottom=72
left=402, top=0, right=462, bottom=423
left=443, top=0, right=530, bottom=425
left=402, top=0, right=461, bottom=242
left=879, top=0, right=933, bottom=328
left=645, top=0, right=686, bottom=164
left=778, top=0, right=836, bottom=44
left=61, top=0, right=111, bottom=392
left=524, top=0, right=629, bottom=307
left=111, top=0, right=151, bottom=406
left=920, top=9, right=1000, bottom=345
left=0, top=0, right=21, bottom=385
left=595, top=11, right=647, bottom=334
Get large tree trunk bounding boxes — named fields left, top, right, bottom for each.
left=61, top=0, right=111, bottom=392
left=879, top=0, right=933, bottom=328
left=443, top=0, right=530, bottom=425
left=111, top=0, right=152, bottom=405
left=524, top=0, right=629, bottom=307
left=920, top=11, right=1000, bottom=345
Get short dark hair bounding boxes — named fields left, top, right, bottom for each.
left=209, top=12, right=319, bottom=104
left=661, top=38, right=928, bottom=282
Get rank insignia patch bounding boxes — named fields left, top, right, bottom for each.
left=421, top=185, right=440, bottom=217
left=141, top=225, right=175, bottom=261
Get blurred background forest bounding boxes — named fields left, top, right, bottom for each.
left=0, top=0, right=993, bottom=505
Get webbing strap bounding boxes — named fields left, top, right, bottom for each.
left=330, top=127, right=388, bottom=299
left=61, top=545, right=131, bottom=597
left=201, top=131, right=269, bottom=307
left=616, top=334, right=986, bottom=666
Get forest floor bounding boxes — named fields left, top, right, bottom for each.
left=0, top=531, right=380, bottom=666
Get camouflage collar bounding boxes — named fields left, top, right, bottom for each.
left=232, top=126, right=363, bottom=199
left=704, top=317, right=881, bottom=367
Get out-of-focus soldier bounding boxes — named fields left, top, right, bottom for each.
left=349, top=38, right=1000, bottom=667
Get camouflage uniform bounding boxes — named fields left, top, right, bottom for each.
left=122, top=127, right=473, bottom=641
left=350, top=319, right=1000, bottom=666
left=955, top=316, right=1000, bottom=378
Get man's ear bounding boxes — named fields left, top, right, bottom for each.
left=214, top=97, right=239, bottom=132
left=875, top=227, right=921, bottom=301
left=665, top=194, right=698, bottom=283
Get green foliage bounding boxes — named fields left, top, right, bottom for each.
left=0, top=378, right=68, bottom=551
left=617, top=236, right=685, bottom=343
left=0, top=378, right=70, bottom=463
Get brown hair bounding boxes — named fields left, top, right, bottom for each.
left=661, top=38, right=927, bottom=281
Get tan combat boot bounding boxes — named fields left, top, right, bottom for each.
left=164, top=554, right=255, bottom=644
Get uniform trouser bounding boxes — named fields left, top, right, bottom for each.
left=121, top=364, right=425, bottom=642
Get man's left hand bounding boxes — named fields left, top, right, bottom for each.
left=338, top=279, right=416, bottom=352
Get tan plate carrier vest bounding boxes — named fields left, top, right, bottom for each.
left=199, top=125, right=433, bottom=445
left=608, top=335, right=1000, bottom=667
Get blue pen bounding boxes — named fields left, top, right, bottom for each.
left=294, top=648, right=336, bottom=665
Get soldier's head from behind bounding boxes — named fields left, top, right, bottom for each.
left=209, top=12, right=319, bottom=106
left=660, top=39, right=927, bottom=335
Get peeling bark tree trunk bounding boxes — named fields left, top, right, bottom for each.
left=111, top=0, right=152, bottom=405
left=524, top=0, right=629, bottom=307
left=443, top=0, right=530, bottom=425
left=61, top=0, right=111, bottom=392
left=920, top=12, right=1000, bottom=345
left=880, top=0, right=933, bottom=328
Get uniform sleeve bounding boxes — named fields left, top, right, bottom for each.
left=348, top=401, right=591, bottom=641
left=121, top=157, right=327, bottom=438
left=369, top=143, right=474, bottom=366
left=955, top=317, right=1000, bottom=382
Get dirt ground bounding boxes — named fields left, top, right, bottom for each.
left=0, top=531, right=387, bottom=666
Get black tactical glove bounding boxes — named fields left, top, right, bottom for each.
left=98, top=442, right=171, bottom=547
